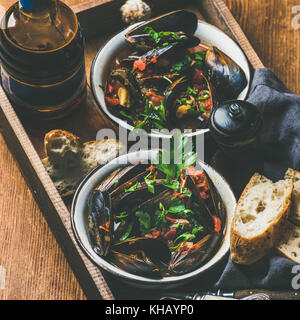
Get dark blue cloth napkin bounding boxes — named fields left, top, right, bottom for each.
left=213, top=68, right=300, bottom=291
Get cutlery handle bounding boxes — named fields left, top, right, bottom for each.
left=234, top=289, right=300, bottom=300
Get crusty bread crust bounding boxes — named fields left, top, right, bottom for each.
left=230, top=173, right=293, bottom=265
left=276, top=220, right=300, bottom=263
left=42, top=129, right=125, bottom=198
left=285, top=168, right=300, bottom=227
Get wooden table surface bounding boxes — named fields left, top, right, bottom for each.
left=0, top=0, right=299, bottom=300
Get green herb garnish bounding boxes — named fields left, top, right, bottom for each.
left=144, top=26, right=181, bottom=45
left=170, top=55, right=192, bottom=74
left=156, top=132, right=197, bottom=181
left=120, top=221, right=133, bottom=241
left=144, top=171, right=156, bottom=194
left=135, top=210, right=151, bottom=236
left=125, top=181, right=138, bottom=192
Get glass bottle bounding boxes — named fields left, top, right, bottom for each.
left=0, top=0, right=87, bottom=120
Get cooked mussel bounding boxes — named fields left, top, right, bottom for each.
left=126, top=31, right=200, bottom=53
left=169, top=233, right=221, bottom=275
left=204, top=46, right=247, bottom=101
left=87, top=190, right=113, bottom=257
left=186, top=166, right=225, bottom=233
left=109, top=68, right=142, bottom=108
left=125, top=10, right=198, bottom=49
left=109, top=237, right=171, bottom=278
left=164, top=74, right=215, bottom=129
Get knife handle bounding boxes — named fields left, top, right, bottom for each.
left=234, top=290, right=300, bottom=300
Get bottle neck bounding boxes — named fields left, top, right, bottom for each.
left=19, top=0, right=56, bottom=16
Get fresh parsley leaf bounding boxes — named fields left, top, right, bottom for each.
left=192, top=226, right=203, bottom=235
left=186, top=86, right=198, bottom=96
left=162, top=179, right=180, bottom=190
left=156, top=131, right=197, bottom=181
left=144, top=172, right=155, bottom=194
left=170, top=56, right=192, bottom=74
left=144, top=26, right=181, bottom=45
left=119, top=110, right=135, bottom=122
left=154, top=207, right=168, bottom=230
left=125, top=181, right=138, bottom=192
left=174, top=232, right=196, bottom=244
left=135, top=210, right=151, bottom=236
left=168, top=198, right=186, bottom=213
left=144, top=26, right=160, bottom=43
left=135, top=99, right=166, bottom=130
left=120, top=221, right=133, bottom=241
left=163, top=75, right=173, bottom=84
left=116, top=211, right=128, bottom=225
left=193, top=51, right=206, bottom=61
left=113, top=179, right=119, bottom=187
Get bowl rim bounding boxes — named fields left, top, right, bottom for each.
left=70, top=149, right=237, bottom=285
left=90, top=19, right=251, bottom=140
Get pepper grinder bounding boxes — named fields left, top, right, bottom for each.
left=209, top=100, right=263, bottom=196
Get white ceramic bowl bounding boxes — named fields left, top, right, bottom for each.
left=71, top=150, right=236, bottom=288
left=90, top=19, right=251, bottom=139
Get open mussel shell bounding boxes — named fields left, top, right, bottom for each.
left=87, top=190, right=112, bottom=257
left=108, top=237, right=172, bottom=279
left=109, top=68, right=142, bottom=107
left=125, top=10, right=199, bottom=45
left=169, top=233, right=221, bottom=275
left=164, top=75, right=216, bottom=129
left=108, top=250, right=162, bottom=279
left=204, top=46, right=247, bottom=101
left=187, top=166, right=226, bottom=232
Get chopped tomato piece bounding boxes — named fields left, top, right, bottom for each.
left=104, top=97, right=119, bottom=107
left=205, top=98, right=212, bottom=109
left=212, top=215, right=222, bottom=232
left=145, top=91, right=164, bottom=106
left=145, top=230, right=161, bottom=239
left=150, top=56, right=158, bottom=64
left=146, top=165, right=156, bottom=172
left=133, top=59, right=147, bottom=71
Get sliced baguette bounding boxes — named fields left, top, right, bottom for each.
left=285, top=168, right=300, bottom=227
left=42, top=130, right=125, bottom=197
left=276, top=220, right=300, bottom=264
left=230, top=173, right=293, bottom=265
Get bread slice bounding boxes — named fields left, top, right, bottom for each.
left=42, top=130, right=125, bottom=197
left=285, top=168, right=300, bottom=227
left=277, top=220, right=300, bottom=263
left=230, top=173, right=293, bottom=265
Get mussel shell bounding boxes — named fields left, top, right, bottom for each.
left=127, top=32, right=200, bottom=53
left=137, top=43, right=177, bottom=69
left=204, top=46, right=247, bottom=101
left=126, top=34, right=157, bottom=52
left=87, top=190, right=112, bottom=257
left=164, top=75, right=216, bottom=129
left=110, top=68, right=141, bottom=99
left=126, top=10, right=198, bottom=40
left=108, top=250, right=162, bottom=279
left=113, top=237, right=172, bottom=266
left=169, top=233, right=221, bottom=275
left=187, top=167, right=226, bottom=228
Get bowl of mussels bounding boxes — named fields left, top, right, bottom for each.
left=91, top=10, right=251, bottom=138
left=71, top=135, right=236, bottom=287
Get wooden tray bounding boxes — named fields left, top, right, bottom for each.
left=0, top=0, right=264, bottom=300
